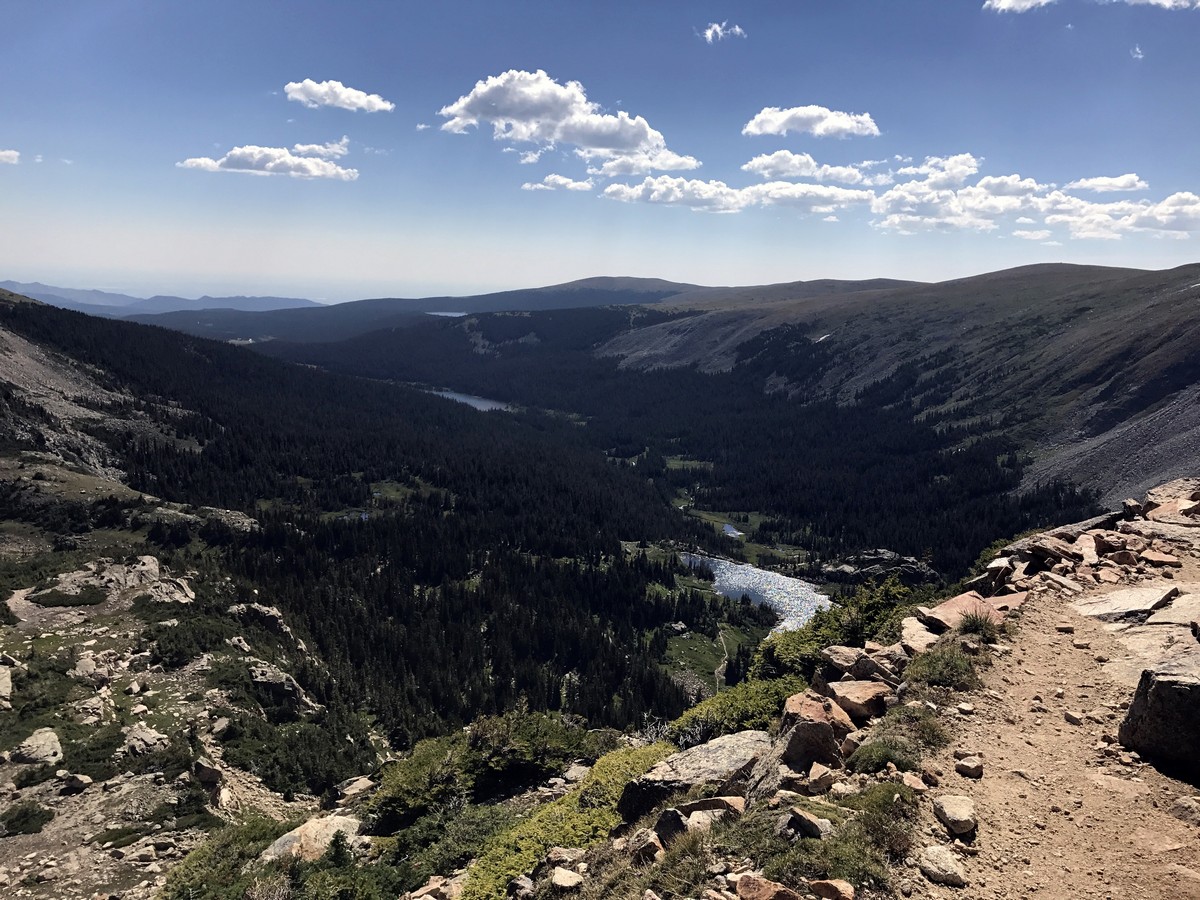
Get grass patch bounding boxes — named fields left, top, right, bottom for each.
left=0, top=800, right=55, bottom=836
left=763, top=784, right=917, bottom=891
left=904, top=644, right=981, bottom=691
left=460, top=742, right=675, bottom=900
left=666, top=675, right=805, bottom=748
left=957, top=611, right=999, bottom=643
left=846, top=735, right=920, bottom=774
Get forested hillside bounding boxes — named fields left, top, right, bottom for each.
left=264, top=308, right=1099, bottom=576
left=0, top=299, right=739, bottom=746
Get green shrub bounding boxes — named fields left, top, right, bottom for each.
left=390, top=801, right=515, bottom=889
left=643, top=828, right=711, bottom=899
left=957, top=611, right=999, bottom=643
left=905, top=645, right=981, bottom=691
left=764, top=784, right=916, bottom=890
left=371, top=709, right=612, bottom=834
left=752, top=577, right=934, bottom=680
left=30, top=584, right=106, bottom=607
left=159, top=818, right=293, bottom=900
left=461, top=742, right=675, bottom=900
left=879, top=703, right=949, bottom=750
left=846, top=735, right=919, bottom=774
left=0, top=800, right=55, bottom=836
left=667, top=675, right=806, bottom=747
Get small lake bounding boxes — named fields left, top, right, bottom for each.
left=681, top=553, right=829, bottom=632
left=426, top=389, right=512, bottom=412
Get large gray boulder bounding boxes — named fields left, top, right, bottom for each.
left=13, top=728, right=63, bottom=765
left=616, top=730, right=769, bottom=821
left=0, top=666, right=11, bottom=711
left=1118, top=670, right=1200, bottom=779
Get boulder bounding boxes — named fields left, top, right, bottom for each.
left=826, top=681, right=893, bottom=723
left=628, top=828, right=664, bottom=865
left=122, top=723, right=170, bottom=756
left=918, top=845, right=968, bottom=887
left=617, top=730, right=769, bottom=820
left=780, top=720, right=842, bottom=774
left=677, top=796, right=745, bottom=817
left=782, top=691, right=855, bottom=740
left=1169, top=796, right=1200, bottom=826
left=652, top=808, right=688, bottom=846
left=259, top=815, right=362, bottom=863
left=1118, top=670, right=1200, bottom=779
left=776, top=806, right=832, bottom=840
left=550, top=867, right=583, bottom=890
left=1141, top=550, right=1183, bottom=568
left=336, top=775, right=375, bottom=804
left=954, top=756, right=984, bottom=779
left=13, top=728, right=63, bottom=765
left=249, top=663, right=317, bottom=711
left=933, top=795, right=977, bottom=836
left=735, top=874, right=804, bottom=900
left=918, top=592, right=1002, bottom=633
left=809, top=880, right=854, bottom=900
left=0, top=666, right=10, bottom=710
left=193, top=757, right=222, bottom=784
left=900, top=617, right=939, bottom=656
left=821, top=646, right=864, bottom=673
left=1074, top=586, right=1179, bottom=622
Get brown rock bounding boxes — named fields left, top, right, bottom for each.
left=900, top=617, right=939, bottom=656
left=780, top=720, right=843, bottom=774
left=1140, top=549, right=1182, bottom=568
left=782, top=691, right=855, bottom=740
left=827, top=681, right=894, bottom=723
left=919, top=592, right=1002, bottom=633
left=735, top=874, right=805, bottom=900
left=628, top=828, right=664, bottom=865
left=809, top=880, right=855, bottom=900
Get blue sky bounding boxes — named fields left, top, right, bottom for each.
left=2, top=0, right=1198, bottom=300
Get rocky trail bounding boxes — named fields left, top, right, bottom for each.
left=900, top=481, right=1200, bottom=900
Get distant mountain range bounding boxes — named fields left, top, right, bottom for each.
left=0, top=280, right=324, bottom=317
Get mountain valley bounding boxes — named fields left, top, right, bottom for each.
left=1, top=264, right=1199, bottom=900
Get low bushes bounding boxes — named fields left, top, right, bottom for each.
left=666, top=675, right=806, bottom=748
left=460, top=742, right=674, bottom=900
left=0, top=800, right=55, bottom=836
left=905, top=644, right=981, bottom=691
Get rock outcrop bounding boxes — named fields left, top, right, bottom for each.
left=617, top=731, right=770, bottom=820
left=1118, top=671, right=1200, bottom=780
left=13, top=727, right=63, bottom=764
left=259, top=814, right=362, bottom=863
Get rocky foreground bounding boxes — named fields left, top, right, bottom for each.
left=2, top=480, right=1199, bottom=899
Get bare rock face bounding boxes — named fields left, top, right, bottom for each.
left=0, top=666, right=11, bottom=711
left=809, top=880, right=855, bottom=900
left=617, top=730, right=769, bottom=821
left=259, top=814, right=362, bottom=863
left=13, top=727, right=63, bottom=764
left=550, top=867, right=583, bottom=890
left=1118, top=670, right=1200, bottom=780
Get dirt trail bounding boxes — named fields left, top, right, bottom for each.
left=915, top=561, right=1200, bottom=900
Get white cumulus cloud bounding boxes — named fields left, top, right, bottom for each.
left=603, top=175, right=873, bottom=214
left=702, top=21, right=746, bottom=43
left=284, top=79, right=395, bottom=112
left=0, top=150, right=19, bottom=165
left=1065, top=173, right=1148, bottom=192
left=177, top=144, right=358, bottom=180
left=1013, top=229, right=1052, bottom=240
left=438, top=69, right=699, bottom=175
left=742, top=105, right=880, bottom=138
left=522, top=174, right=594, bottom=192
left=741, top=151, right=870, bottom=184
left=291, top=135, right=350, bottom=158
left=983, top=0, right=1056, bottom=11
left=896, top=154, right=981, bottom=189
